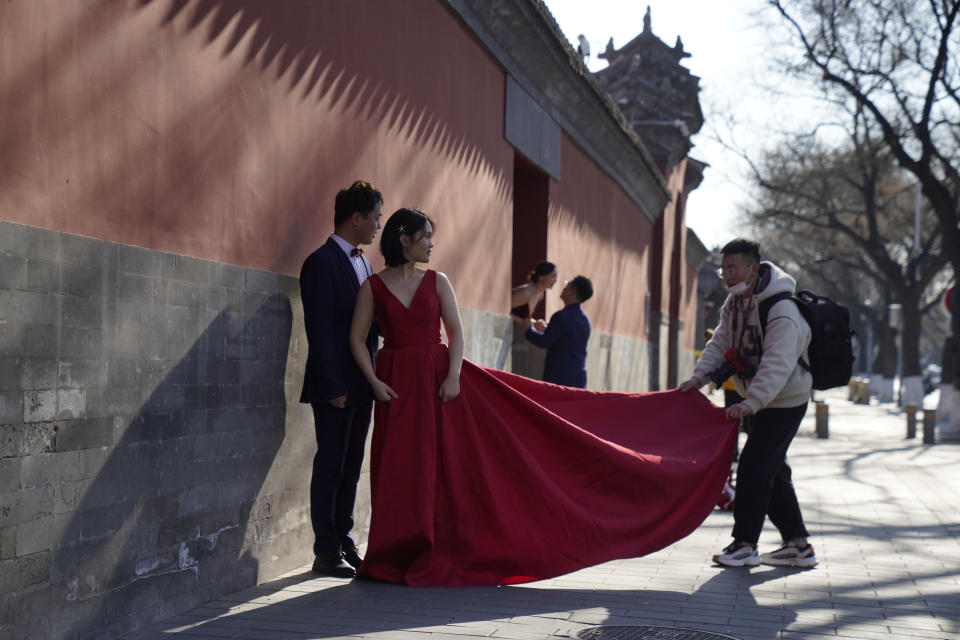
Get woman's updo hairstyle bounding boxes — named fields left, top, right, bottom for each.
left=380, top=208, right=435, bottom=267
left=529, top=261, right=556, bottom=284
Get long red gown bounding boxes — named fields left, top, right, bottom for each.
left=357, top=269, right=736, bottom=586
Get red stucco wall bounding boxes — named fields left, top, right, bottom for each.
left=0, top=0, right=513, bottom=313
left=659, top=160, right=687, bottom=318
left=682, top=261, right=698, bottom=351
left=547, top=135, right=654, bottom=337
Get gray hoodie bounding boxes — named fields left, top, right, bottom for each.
left=693, top=261, right=812, bottom=412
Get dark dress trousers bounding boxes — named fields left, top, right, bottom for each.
left=525, top=303, right=591, bottom=388
left=300, top=237, right=378, bottom=558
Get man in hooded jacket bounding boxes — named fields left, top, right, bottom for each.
left=680, top=238, right=817, bottom=568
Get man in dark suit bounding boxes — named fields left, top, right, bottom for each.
left=300, top=180, right=382, bottom=577
left=524, top=275, right=593, bottom=388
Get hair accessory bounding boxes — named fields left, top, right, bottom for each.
left=398, top=224, right=406, bottom=233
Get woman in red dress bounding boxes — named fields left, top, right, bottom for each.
left=349, top=208, right=736, bottom=587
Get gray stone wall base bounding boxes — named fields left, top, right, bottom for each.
left=585, top=331, right=652, bottom=392
left=0, top=221, right=655, bottom=639
left=501, top=318, right=652, bottom=392
left=0, top=221, right=313, bottom=640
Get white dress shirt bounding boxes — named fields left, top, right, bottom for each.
left=330, top=234, right=372, bottom=285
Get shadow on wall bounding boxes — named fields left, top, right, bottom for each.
left=0, top=0, right=512, bottom=278
left=138, top=0, right=514, bottom=277
left=150, top=0, right=372, bottom=101
left=46, top=295, right=292, bottom=640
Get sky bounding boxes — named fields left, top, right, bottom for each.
left=543, top=0, right=816, bottom=250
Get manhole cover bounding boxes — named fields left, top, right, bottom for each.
left=577, top=626, right=740, bottom=640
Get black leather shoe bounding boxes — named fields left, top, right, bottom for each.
left=341, top=545, right=363, bottom=569
left=312, top=554, right=355, bottom=578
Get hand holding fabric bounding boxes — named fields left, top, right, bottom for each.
left=678, top=377, right=701, bottom=393
left=725, top=401, right=753, bottom=421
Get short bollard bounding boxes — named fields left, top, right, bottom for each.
left=905, top=403, right=918, bottom=439
left=849, top=378, right=870, bottom=404
left=815, top=401, right=828, bottom=439
left=923, top=409, right=937, bottom=444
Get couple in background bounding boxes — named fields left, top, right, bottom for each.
left=512, top=261, right=594, bottom=389
left=300, top=180, right=735, bottom=586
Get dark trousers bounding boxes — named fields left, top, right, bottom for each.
left=724, top=388, right=748, bottom=460
left=732, top=403, right=810, bottom=545
left=310, top=401, right=373, bottom=557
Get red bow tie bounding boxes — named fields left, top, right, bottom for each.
left=350, top=247, right=363, bottom=257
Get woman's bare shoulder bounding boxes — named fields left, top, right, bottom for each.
left=512, top=282, right=533, bottom=299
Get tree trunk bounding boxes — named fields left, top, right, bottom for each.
left=900, top=293, right=922, bottom=378
left=856, top=315, right=883, bottom=375
left=873, top=326, right=897, bottom=378
left=857, top=323, right=871, bottom=374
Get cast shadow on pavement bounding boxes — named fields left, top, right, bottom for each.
left=113, top=567, right=865, bottom=639
left=696, top=562, right=959, bottom=638
left=123, top=574, right=764, bottom=638
left=124, top=559, right=959, bottom=639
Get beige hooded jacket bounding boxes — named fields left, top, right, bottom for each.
left=693, top=261, right=812, bottom=412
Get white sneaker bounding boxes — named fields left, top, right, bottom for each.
left=760, top=543, right=818, bottom=567
left=713, top=541, right=760, bottom=567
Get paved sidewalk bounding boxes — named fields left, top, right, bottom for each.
left=125, top=389, right=960, bottom=640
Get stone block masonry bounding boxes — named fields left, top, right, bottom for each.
left=0, top=221, right=316, bottom=640
left=0, top=221, right=517, bottom=640
left=0, top=220, right=571, bottom=640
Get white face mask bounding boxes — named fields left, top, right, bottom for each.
left=725, top=269, right=756, bottom=296
left=725, top=280, right=750, bottom=296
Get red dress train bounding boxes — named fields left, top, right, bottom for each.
left=357, top=270, right=735, bottom=586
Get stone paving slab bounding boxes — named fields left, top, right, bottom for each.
left=124, top=388, right=960, bottom=640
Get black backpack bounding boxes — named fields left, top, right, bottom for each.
left=759, top=290, right=856, bottom=390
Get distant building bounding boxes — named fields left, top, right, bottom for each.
left=593, top=5, right=709, bottom=388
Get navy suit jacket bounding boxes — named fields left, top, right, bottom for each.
left=299, top=237, right=378, bottom=406
left=525, top=303, right=591, bottom=388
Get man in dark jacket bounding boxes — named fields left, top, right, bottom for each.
left=524, top=275, right=593, bottom=388
left=300, top=181, right=382, bottom=577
